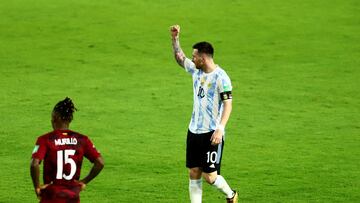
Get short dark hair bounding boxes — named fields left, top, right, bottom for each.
left=192, top=41, right=214, bottom=57
left=53, top=97, right=77, bottom=122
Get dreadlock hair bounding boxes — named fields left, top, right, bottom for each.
left=53, top=97, right=77, bottom=122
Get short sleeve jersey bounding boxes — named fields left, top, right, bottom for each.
left=31, top=129, right=101, bottom=185
left=184, top=58, right=232, bottom=134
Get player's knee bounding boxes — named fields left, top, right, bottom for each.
left=189, top=168, right=202, bottom=179
left=203, top=172, right=217, bottom=184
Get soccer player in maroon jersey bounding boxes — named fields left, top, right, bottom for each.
left=30, top=97, right=104, bottom=203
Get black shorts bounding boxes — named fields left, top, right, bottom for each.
left=186, top=129, right=225, bottom=174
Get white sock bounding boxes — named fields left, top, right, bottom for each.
left=189, top=179, right=202, bottom=203
left=212, top=175, right=234, bottom=198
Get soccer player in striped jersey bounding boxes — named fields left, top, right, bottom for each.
left=170, top=25, right=238, bottom=203
left=30, top=97, right=104, bottom=203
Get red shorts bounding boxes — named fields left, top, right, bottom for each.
left=40, top=184, right=81, bottom=203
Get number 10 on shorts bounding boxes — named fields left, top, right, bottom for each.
left=206, top=151, right=217, bottom=163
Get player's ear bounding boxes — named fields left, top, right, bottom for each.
left=51, top=111, right=61, bottom=122
left=200, top=54, right=206, bottom=62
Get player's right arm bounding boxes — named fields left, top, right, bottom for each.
left=79, top=156, right=104, bottom=187
left=79, top=137, right=104, bottom=189
left=170, top=25, right=186, bottom=67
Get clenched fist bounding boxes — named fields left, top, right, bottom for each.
left=170, top=25, right=180, bottom=38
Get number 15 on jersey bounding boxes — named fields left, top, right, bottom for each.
left=56, top=150, right=77, bottom=180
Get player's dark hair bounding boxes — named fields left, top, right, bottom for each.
left=53, top=97, right=77, bottom=122
left=192, top=41, right=214, bottom=57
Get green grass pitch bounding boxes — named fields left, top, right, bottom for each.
left=0, top=0, right=359, bottom=202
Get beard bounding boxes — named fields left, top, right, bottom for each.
left=192, top=60, right=202, bottom=69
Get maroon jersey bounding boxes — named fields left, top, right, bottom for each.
left=32, top=129, right=100, bottom=186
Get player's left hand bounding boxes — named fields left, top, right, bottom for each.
left=35, top=184, right=50, bottom=199
left=210, top=129, right=223, bottom=145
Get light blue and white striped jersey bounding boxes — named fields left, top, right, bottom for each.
left=184, top=58, right=232, bottom=134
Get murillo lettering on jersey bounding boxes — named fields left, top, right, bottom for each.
left=54, top=138, right=78, bottom=146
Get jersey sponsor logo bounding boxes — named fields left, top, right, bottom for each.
left=32, top=145, right=39, bottom=154
left=197, top=86, right=205, bottom=98
left=54, top=138, right=78, bottom=146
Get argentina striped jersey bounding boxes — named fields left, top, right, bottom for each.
left=184, top=58, right=232, bottom=134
